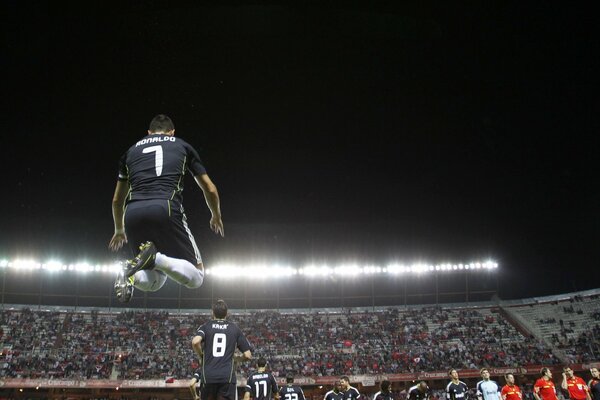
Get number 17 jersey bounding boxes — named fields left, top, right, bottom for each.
left=196, top=319, right=252, bottom=384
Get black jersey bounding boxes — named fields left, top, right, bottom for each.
left=408, top=385, right=431, bottom=400
left=374, top=391, right=394, bottom=400
left=246, top=371, right=278, bottom=400
left=342, top=387, right=361, bottom=400
left=197, top=319, right=252, bottom=384
left=324, top=390, right=344, bottom=400
left=118, top=134, right=206, bottom=204
left=589, top=378, right=600, bottom=400
left=446, top=381, right=469, bottom=400
left=279, top=385, right=306, bottom=400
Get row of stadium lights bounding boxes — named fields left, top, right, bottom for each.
left=0, top=259, right=498, bottom=277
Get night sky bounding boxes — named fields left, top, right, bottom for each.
left=2, top=2, right=598, bottom=299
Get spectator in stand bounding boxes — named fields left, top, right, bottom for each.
left=561, top=367, right=591, bottom=400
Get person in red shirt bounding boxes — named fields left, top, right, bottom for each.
left=534, top=368, right=558, bottom=400
left=501, top=374, right=522, bottom=400
left=561, top=366, right=591, bottom=400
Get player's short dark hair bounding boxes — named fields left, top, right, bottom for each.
left=504, top=373, right=514, bottom=380
left=213, top=299, right=228, bottom=319
left=563, top=366, right=572, bottom=372
left=380, top=380, right=391, bottom=392
left=340, top=376, right=350, bottom=383
left=149, top=114, right=175, bottom=132
left=448, top=369, right=457, bottom=376
left=257, top=357, right=267, bottom=368
left=286, top=374, right=294, bottom=384
left=480, top=368, right=489, bottom=374
left=540, top=367, right=550, bottom=376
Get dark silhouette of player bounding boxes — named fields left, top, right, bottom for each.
left=244, top=358, right=278, bottom=400
left=279, top=374, right=306, bottom=400
left=192, top=299, right=252, bottom=400
left=109, top=114, right=223, bottom=302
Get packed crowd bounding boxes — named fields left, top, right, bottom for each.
left=1, top=304, right=568, bottom=381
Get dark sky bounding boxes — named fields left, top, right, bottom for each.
left=2, top=2, right=598, bottom=299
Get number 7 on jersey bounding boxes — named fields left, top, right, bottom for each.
left=142, top=145, right=163, bottom=176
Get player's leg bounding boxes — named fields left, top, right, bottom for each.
left=152, top=201, right=204, bottom=288
left=202, top=383, right=219, bottom=400
left=115, top=200, right=166, bottom=301
left=216, top=383, right=238, bottom=400
left=130, top=270, right=167, bottom=292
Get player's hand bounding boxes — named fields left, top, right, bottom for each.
left=109, top=231, right=128, bottom=251
left=210, top=216, right=224, bottom=237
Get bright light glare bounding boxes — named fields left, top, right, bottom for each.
left=0, top=257, right=498, bottom=276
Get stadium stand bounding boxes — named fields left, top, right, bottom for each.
left=0, top=302, right=572, bottom=381
left=508, top=294, right=600, bottom=363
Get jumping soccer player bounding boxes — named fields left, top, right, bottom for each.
left=477, top=368, right=501, bottom=400
left=561, top=366, right=592, bottom=400
left=374, top=380, right=395, bottom=400
left=533, top=368, right=558, bottom=400
left=245, top=358, right=278, bottom=400
left=340, top=376, right=360, bottom=400
left=279, top=374, right=306, bottom=400
left=447, top=369, right=469, bottom=400
left=192, top=299, right=252, bottom=400
left=109, top=114, right=224, bottom=302
left=501, top=374, right=522, bottom=400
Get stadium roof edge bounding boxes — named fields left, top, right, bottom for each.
left=2, top=288, right=598, bottom=315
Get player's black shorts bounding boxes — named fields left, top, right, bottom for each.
left=201, top=382, right=238, bottom=400
left=124, top=199, right=202, bottom=265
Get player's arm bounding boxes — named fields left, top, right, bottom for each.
left=532, top=385, right=542, bottom=400
left=561, top=373, right=568, bottom=391
left=194, top=173, right=224, bottom=236
left=109, top=180, right=129, bottom=251
left=189, top=376, right=200, bottom=400
left=582, top=379, right=592, bottom=400
left=192, top=335, right=204, bottom=358
left=234, top=349, right=252, bottom=363
left=244, top=381, right=252, bottom=400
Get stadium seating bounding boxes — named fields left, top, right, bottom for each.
left=2, top=299, right=583, bottom=380
left=509, top=294, right=600, bottom=363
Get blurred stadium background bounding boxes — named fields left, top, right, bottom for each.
left=0, top=261, right=598, bottom=399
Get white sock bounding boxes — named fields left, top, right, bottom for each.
left=154, top=252, right=204, bottom=288
left=132, top=270, right=167, bottom=292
